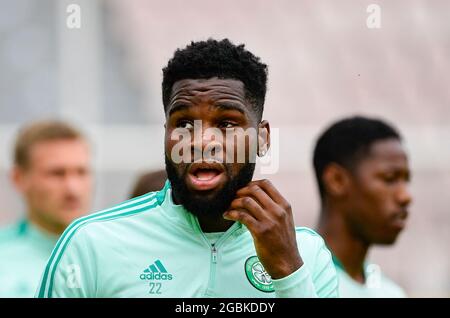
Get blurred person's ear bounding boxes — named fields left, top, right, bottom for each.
left=322, top=163, right=351, bottom=198
left=10, top=165, right=29, bottom=194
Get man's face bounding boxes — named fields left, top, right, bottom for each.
left=14, top=139, right=93, bottom=233
left=345, top=139, right=412, bottom=244
left=164, top=77, right=267, bottom=218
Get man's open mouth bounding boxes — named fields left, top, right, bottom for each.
left=186, top=162, right=226, bottom=191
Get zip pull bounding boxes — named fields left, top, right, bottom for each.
left=211, top=244, right=218, bottom=264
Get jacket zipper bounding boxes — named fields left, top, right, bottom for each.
left=195, top=221, right=241, bottom=296
left=211, top=244, right=218, bottom=263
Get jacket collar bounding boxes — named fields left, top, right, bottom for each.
left=158, top=180, right=247, bottom=238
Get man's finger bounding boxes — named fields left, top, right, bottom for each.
left=229, top=197, right=266, bottom=221
left=223, top=209, right=258, bottom=231
left=236, top=184, right=276, bottom=210
left=253, top=179, right=291, bottom=212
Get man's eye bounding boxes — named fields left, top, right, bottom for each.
left=219, top=121, right=237, bottom=129
left=49, top=170, right=65, bottom=177
left=177, top=121, right=194, bottom=129
left=77, top=168, right=89, bottom=176
left=382, top=174, right=397, bottom=184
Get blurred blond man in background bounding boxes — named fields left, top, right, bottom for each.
left=0, top=120, right=93, bottom=297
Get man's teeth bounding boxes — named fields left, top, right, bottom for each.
left=195, top=170, right=218, bottom=181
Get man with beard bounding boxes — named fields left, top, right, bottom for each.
left=37, top=39, right=338, bottom=297
left=314, top=116, right=411, bottom=297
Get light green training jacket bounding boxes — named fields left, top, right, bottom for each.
left=0, top=220, right=58, bottom=297
left=37, top=181, right=338, bottom=298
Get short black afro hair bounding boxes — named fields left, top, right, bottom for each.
left=313, top=116, right=402, bottom=200
left=162, top=38, right=268, bottom=120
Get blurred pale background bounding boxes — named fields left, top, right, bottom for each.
left=0, top=0, right=449, bottom=297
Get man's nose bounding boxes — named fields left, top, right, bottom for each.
left=63, top=173, right=83, bottom=194
left=193, top=123, right=224, bottom=160
left=396, top=183, right=412, bottom=207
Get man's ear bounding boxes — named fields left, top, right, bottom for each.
left=322, top=163, right=352, bottom=198
left=11, top=165, right=28, bottom=194
left=257, top=120, right=270, bottom=157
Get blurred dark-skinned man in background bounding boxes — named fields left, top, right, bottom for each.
left=314, top=116, right=412, bottom=297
